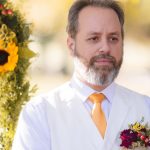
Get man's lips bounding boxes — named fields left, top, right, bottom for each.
left=95, top=58, right=113, bottom=62
left=94, top=58, right=113, bottom=65
left=90, top=55, right=116, bottom=66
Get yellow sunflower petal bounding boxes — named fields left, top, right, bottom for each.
left=0, top=40, right=4, bottom=49
left=0, top=41, right=18, bottom=73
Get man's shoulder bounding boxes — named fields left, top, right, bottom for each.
left=26, top=81, right=74, bottom=107
left=115, top=83, right=150, bottom=103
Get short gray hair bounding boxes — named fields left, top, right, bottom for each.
left=66, top=0, right=124, bottom=39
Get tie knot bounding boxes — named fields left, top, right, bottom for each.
left=89, top=93, right=105, bottom=103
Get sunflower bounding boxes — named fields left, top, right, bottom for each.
left=0, top=40, right=18, bottom=73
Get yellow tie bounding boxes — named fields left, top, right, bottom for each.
left=89, top=93, right=107, bottom=138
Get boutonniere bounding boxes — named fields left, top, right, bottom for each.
left=120, top=117, right=150, bottom=150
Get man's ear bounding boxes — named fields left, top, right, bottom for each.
left=67, top=35, right=75, bottom=56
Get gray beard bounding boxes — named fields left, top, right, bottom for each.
left=74, top=57, right=121, bottom=86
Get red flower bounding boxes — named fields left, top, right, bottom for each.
left=1, top=9, right=7, bottom=15
left=0, top=4, right=4, bottom=9
left=1, top=9, right=13, bottom=16
left=7, top=9, right=13, bottom=15
left=120, top=129, right=138, bottom=148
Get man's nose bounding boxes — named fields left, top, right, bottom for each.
left=97, top=39, right=110, bottom=54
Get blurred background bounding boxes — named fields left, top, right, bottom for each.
left=13, top=0, right=150, bottom=96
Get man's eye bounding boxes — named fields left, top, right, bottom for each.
left=88, top=37, right=99, bottom=42
left=110, top=37, right=118, bottom=42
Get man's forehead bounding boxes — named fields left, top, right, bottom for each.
left=77, top=6, right=121, bottom=35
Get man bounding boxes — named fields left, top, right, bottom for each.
left=12, top=0, right=150, bottom=150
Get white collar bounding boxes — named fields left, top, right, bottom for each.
left=70, top=74, right=116, bottom=103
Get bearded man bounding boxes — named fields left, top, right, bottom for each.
left=12, top=0, right=150, bottom=150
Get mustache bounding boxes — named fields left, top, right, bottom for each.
left=90, top=54, right=116, bottom=65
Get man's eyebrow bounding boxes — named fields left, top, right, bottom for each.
left=86, top=31, right=121, bottom=36
left=86, top=32, right=102, bottom=36
left=109, top=32, right=120, bottom=36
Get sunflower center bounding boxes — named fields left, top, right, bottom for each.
left=0, top=50, right=9, bottom=65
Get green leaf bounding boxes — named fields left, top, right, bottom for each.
left=19, top=47, right=36, bottom=59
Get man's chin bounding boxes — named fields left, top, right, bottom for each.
left=84, top=72, right=114, bottom=86
left=86, top=77, right=112, bottom=87
left=93, top=63, right=114, bottom=71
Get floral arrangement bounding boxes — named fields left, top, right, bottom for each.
left=120, top=117, right=150, bottom=149
left=0, top=0, right=35, bottom=149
